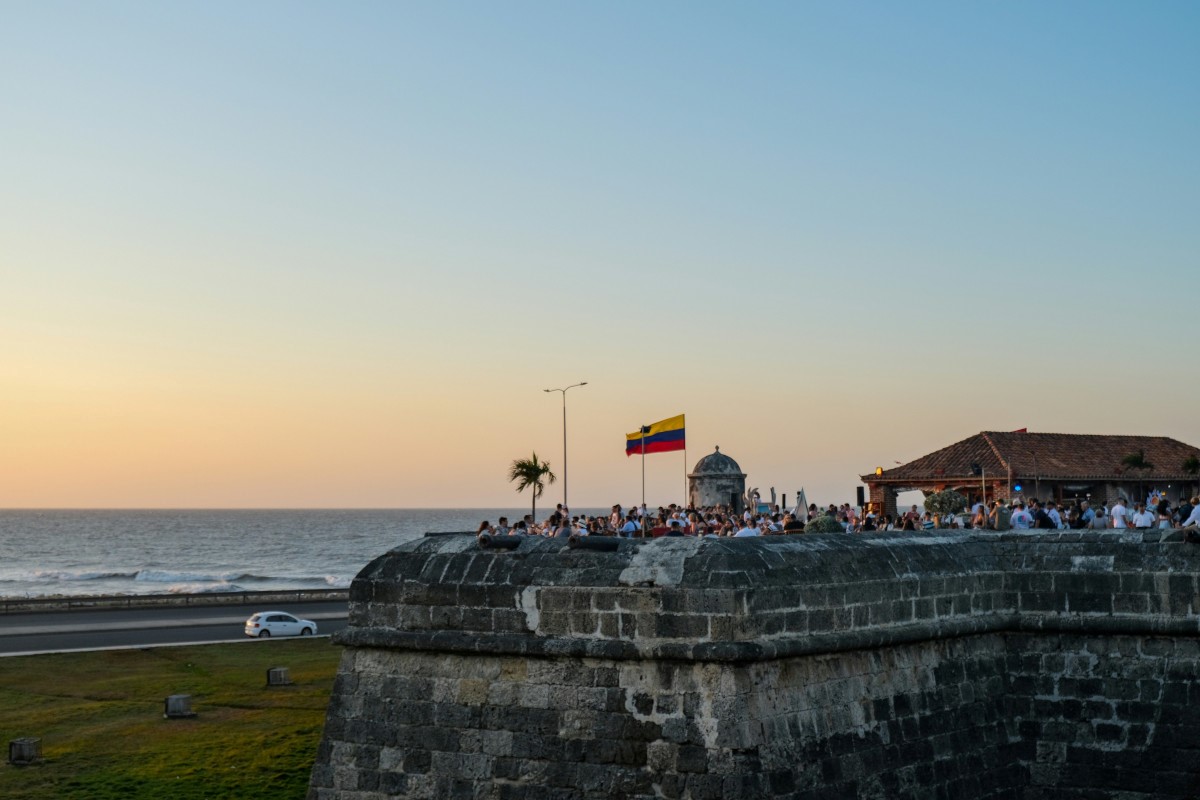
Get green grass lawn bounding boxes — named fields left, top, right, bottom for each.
left=0, top=639, right=342, bottom=800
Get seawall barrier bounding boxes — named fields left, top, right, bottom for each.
left=1, top=587, right=348, bottom=615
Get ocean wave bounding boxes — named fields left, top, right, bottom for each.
left=133, top=570, right=328, bottom=584
left=166, top=582, right=244, bottom=594
left=21, top=569, right=140, bottom=582
left=206, top=572, right=346, bottom=585
left=135, top=569, right=249, bottom=584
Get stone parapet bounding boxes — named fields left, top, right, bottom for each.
left=340, top=531, right=1197, bottom=660
left=311, top=531, right=1200, bottom=799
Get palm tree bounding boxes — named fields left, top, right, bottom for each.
left=508, top=452, right=556, bottom=522
left=1121, top=451, right=1154, bottom=502
left=1184, top=457, right=1200, bottom=496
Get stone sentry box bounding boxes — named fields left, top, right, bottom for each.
left=309, top=531, right=1200, bottom=799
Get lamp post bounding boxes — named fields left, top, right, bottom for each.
left=544, top=382, right=587, bottom=510
left=1030, top=451, right=1040, bottom=501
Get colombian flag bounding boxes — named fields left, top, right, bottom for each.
left=626, top=414, right=685, bottom=456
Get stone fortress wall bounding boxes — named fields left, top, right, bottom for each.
left=309, top=531, right=1200, bottom=799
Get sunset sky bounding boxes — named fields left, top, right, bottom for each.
left=3, top=2, right=1197, bottom=509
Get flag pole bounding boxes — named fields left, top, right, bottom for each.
left=681, top=413, right=687, bottom=509
left=640, top=426, right=646, bottom=510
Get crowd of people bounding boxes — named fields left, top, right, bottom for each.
left=476, top=495, right=1200, bottom=539
left=477, top=502, right=819, bottom=538
left=888, top=494, right=1200, bottom=532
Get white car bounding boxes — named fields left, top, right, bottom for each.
left=244, top=611, right=317, bottom=638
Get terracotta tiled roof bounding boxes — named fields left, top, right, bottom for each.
left=862, top=432, right=1200, bottom=483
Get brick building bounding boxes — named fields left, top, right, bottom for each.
left=862, top=431, right=1200, bottom=518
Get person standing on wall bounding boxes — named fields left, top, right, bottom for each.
left=1010, top=502, right=1033, bottom=530
left=989, top=500, right=1011, bottom=531
left=1130, top=503, right=1156, bottom=529
left=1079, top=501, right=1095, bottom=528
left=1045, top=501, right=1064, bottom=529
left=1156, top=496, right=1173, bottom=529
left=1177, top=497, right=1194, bottom=527
left=1031, top=502, right=1055, bottom=529
left=1110, top=498, right=1129, bottom=528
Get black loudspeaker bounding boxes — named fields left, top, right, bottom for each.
left=856, top=486, right=866, bottom=506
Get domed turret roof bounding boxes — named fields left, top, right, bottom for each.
left=691, top=447, right=744, bottom=476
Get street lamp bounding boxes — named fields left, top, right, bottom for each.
left=1028, top=450, right=1040, bottom=501
left=544, top=382, right=587, bottom=510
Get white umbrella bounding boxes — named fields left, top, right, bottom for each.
left=794, top=488, right=809, bottom=522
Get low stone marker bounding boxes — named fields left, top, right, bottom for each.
left=266, top=666, right=293, bottom=686
left=8, top=738, right=41, bottom=766
left=163, top=694, right=196, bottom=719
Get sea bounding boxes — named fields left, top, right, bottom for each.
left=0, top=509, right=603, bottom=599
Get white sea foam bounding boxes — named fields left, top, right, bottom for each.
left=27, top=569, right=138, bottom=582
left=135, top=569, right=244, bottom=583
left=166, top=582, right=243, bottom=594
left=324, top=576, right=352, bottom=588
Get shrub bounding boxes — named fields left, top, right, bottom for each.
left=924, top=490, right=968, bottom=518
left=805, top=514, right=845, bottom=534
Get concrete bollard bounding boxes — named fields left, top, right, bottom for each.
left=8, top=738, right=42, bottom=766
left=266, top=667, right=293, bottom=686
left=163, top=694, right=196, bottom=719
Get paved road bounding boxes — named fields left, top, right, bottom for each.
left=0, top=600, right=349, bottom=656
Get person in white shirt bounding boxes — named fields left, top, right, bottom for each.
left=1130, top=503, right=1156, bottom=529
left=1181, top=504, right=1200, bottom=529
left=1046, top=501, right=1064, bottom=529
left=1010, top=503, right=1033, bottom=530
left=619, top=515, right=640, bottom=538
left=734, top=522, right=759, bottom=537
left=1110, top=499, right=1128, bottom=528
